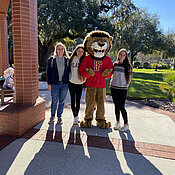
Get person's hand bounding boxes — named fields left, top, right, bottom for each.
left=102, top=69, right=113, bottom=76
left=85, top=68, right=95, bottom=76
left=48, top=85, right=51, bottom=91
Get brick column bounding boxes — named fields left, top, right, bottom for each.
left=0, top=0, right=9, bottom=76
left=0, top=0, right=45, bottom=137
left=12, top=0, right=38, bottom=105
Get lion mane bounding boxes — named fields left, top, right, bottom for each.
left=83, top=30, right=113, bottom=60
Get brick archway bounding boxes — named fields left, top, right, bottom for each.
left=0, top=0, right=45, bottom=136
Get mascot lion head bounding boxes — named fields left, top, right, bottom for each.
left=83, top=30, right=113, bottom=60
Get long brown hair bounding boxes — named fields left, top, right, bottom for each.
left=69, top=44, right=86, bottom=81
left=116, top=48, right=132, bottom=83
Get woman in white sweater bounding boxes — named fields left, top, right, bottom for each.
left=110, top=48, right=132, bottom=131
left=69, top=44, right=86, bottom=124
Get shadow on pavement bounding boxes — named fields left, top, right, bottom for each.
left=119, top=130, right=163, bottom=175
left=24, top=124, right=65, bottom=174
left=79, top=126, right=124, bottom=174
left=0, top=128, right=39, bottom=175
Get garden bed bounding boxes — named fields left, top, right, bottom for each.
left=131, top=99, right=175, bottom=113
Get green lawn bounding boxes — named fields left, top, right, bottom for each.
left=106, top=68, right=175, bottom=100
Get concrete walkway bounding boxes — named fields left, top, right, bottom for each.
left=0, top=81, right=174, bottom=175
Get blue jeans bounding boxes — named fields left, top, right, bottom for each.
left=51, top=83, right=68, bottom=118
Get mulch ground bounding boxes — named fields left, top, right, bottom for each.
left=132, top=99, right=175, bottom=113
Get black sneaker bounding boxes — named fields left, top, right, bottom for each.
left=48, top=117, right=55, bottom=124
left=57, top=117, right=63, bottom=125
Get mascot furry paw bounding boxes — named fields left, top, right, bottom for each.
left=85, top=68, right=95, bottom=76
left=80, top=30, right=113, bottom=128
left=102, top=69, right=113, bottom=76
left=80, top=119, right=92, bottom=128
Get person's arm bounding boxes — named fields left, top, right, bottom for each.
left=128, top=66, right=133, bottom=85
left=80, top=56, right=92, bottom=78
left=48, top=85, right=51, bottom=90
left=47, top=58, right=51, bottom=85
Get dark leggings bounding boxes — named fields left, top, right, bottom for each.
left=68, top=82, right=83, bottom=117
left=111, top=87, right=128, bottom=124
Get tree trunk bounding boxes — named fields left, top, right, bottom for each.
left=130, top=51, right=139, bottom=66
left=38, top=45, right=48, bottom=69
left=130, top=54, right=134, bottom=65
left=155, top=65, right=158, bottom=71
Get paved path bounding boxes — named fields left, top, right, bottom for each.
left=0, top=81, right=175, bottom=175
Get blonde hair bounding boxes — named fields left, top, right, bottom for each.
left=54, top=42, right=69, bottom=58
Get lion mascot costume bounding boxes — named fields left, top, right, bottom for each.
left=80, top=30, right=113, bottom=128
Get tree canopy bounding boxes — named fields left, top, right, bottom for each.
left=112, top=10, right=166, bottom=64
left=37, top=0, right=136, bottom=66
left=6, top=0, right=175, bottom=67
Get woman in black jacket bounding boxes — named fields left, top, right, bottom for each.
left=47, top=42, right=70, bottom=125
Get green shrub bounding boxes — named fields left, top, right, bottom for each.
left=133, top=61, right=141, bottom=68
left=151, top=63, right=158, bottom=69
left=159, top=72, right=175, bottom=102
left=159, top=63, right=170, bottom=69
left=151, top=63, right=170, bottom=69
left=143, top=62, right=150, bottom=69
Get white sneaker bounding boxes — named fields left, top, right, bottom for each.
left=113, top=122, right=121, bottom=130
left=73, top=116, right=79, bottom=125
left=48, top=117, right=55, bottom=124
left=121, top=124, right=129, bottom=132
left=57, top=117, right=63, bottom=125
